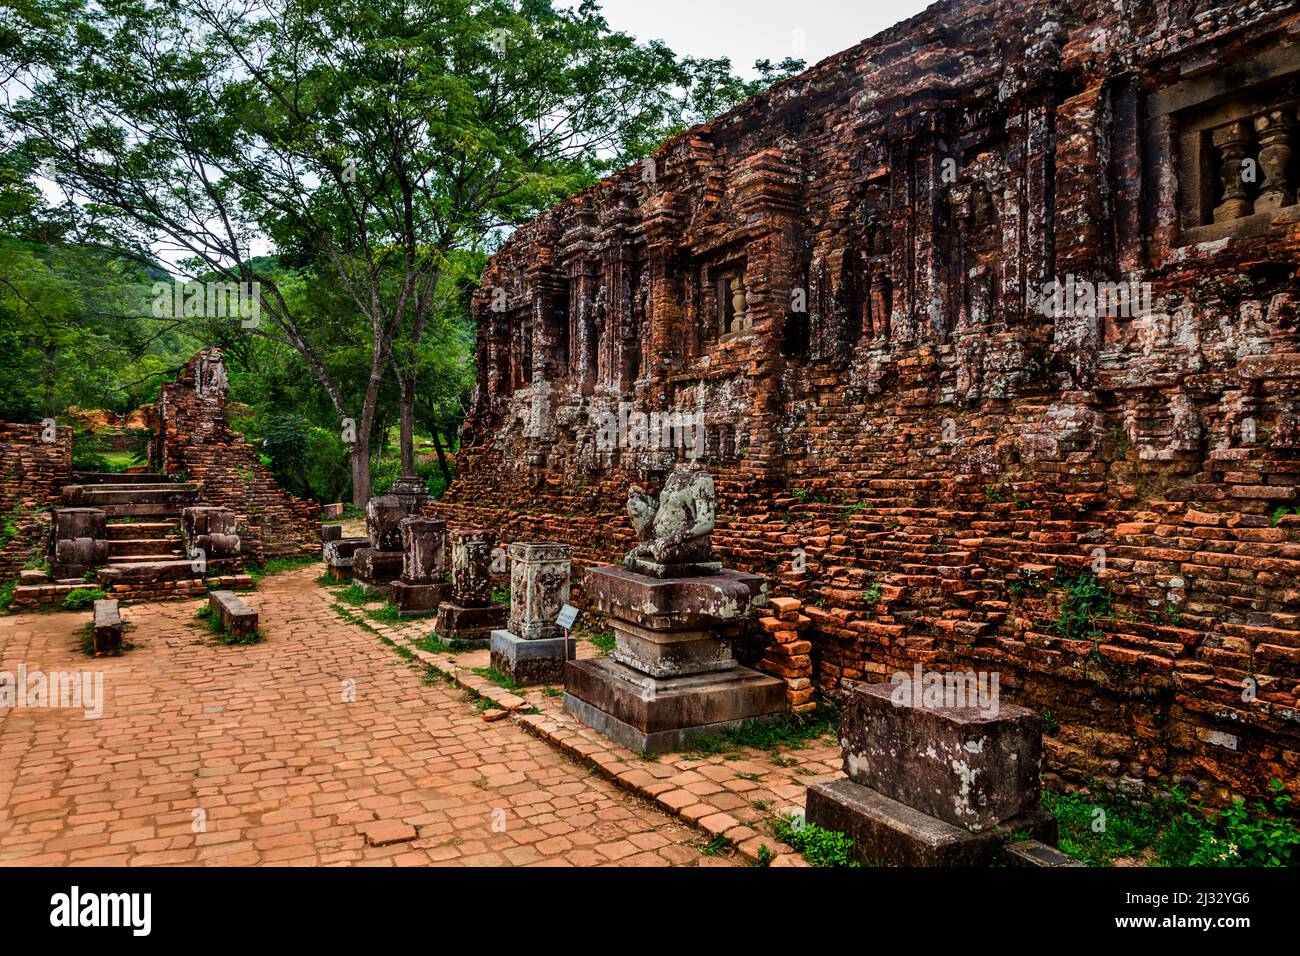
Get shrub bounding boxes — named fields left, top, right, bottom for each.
left=772, top=815, right=859, bottom=867
left=61, top=587, right=107, bottom=611
left=1050, top=573, right=1113, bottom=641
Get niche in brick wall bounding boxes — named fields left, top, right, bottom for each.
left=1155, top=43, right=1300, bottom=245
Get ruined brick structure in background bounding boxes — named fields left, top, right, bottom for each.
left=432, top=0, right=1300, bottom=803
left=0, top=422, right=71, bottom=579
left=147, top=348, right=319, bottom=561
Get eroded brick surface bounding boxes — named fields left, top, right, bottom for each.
left=432, top=0, right=1300, bottom=805
left=0, top=568, right=722, bottom=867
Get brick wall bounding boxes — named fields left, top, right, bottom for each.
left=434, top=0, right=1300, bottom=805
left=0, top=422, right=70, bottom=580
left=153, top=348, right=320, bottom=560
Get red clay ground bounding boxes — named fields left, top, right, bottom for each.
left=0, top=569, right=726, bottom=867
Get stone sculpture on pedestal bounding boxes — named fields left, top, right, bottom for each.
left=434, top=529, right=507, bottom=644
left=389, top=518, right=450, bottom=615
left=489, top=542, right=573, bottom=684
left=564, top=465, right=784, bottom=752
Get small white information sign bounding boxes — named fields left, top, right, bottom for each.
left=556, top=604, right=579, bottom=630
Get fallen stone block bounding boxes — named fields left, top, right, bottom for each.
left=92, top=599, right=122, bottom=656
left=209, top=590, right=259, bottom=639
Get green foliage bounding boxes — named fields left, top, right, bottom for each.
left=1049, top=573, right=1113, bottom=641
left=1042, top=709, right=1059, bottom=734
left=682, top=704, right=839, bottom=758
left=699, top=835, right=733, bottom=857
left=772, top=815, right=859, bottom=868
left=1044, top=780, right=1299, bottom=867
left=582, top=627, right=616, bottom=655
left=471, top=666, right=520, bottom=692
left=61, top=587, right=106, bottom=611
left=245, top=555, right=318, bottom=585
left=0, top=579, right=16, bottom=615
left=335, top=583, right=371, bottom=606
left=1271, top=505, right=1300, bottom=525
left=753, top=844, right=775, bottom=867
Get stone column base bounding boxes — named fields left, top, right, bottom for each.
left=390, top=581, right=450, bottom=616
left=490, top=629, right=575, bottom=685
left=353, top=548, right=403, bottom=596
left=805, top=779, right=1058, bottom=867
left=562, top=657, right=784, bottom=753
left=435, top=603, right=507, bottom=644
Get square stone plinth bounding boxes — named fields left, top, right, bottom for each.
left=805, top=779, right=1055, bottom=867
left=840, top=682, right=1041, bottom=831
left=435, top=603, right=507, bottom=644
left=353, top=548, right=404, bottom=596
left=490, top=629, right=575, bottom=686
left=583, top=565, right=766, bottom=630
left=563, top=657, right=785, bottom=753
left=390, top=581, right=450, bottom=616
left=610, top=620, right=736, bottom=678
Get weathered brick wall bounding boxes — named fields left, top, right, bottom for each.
left=152, top=348, right=320, bottom=560
left=436, top=0, right=1300, bottom=804
left=0, top=422, right=71, bottom=580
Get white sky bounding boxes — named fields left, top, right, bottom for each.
left=557, top=0, right=937, bottom=77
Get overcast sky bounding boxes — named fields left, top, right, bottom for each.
left=557, top=0, right=937, bottom=77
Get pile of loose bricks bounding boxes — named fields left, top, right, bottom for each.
left=757, top=596, right=815, bottom=713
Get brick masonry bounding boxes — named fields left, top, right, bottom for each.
left=433, top=0, right=1300, bottom=804
left=148, top=348, right=320, bottom=561
left=0, top=422, right=70, bottom=581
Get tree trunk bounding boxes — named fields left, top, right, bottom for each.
left=349, top=440, right=370, bottom=507
left=398, top=375, right=416, bottom=475
left=431, top=428, right=452, bottom=486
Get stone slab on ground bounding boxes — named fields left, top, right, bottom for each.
left=209, top=590, right=258, bottom=638
left=434, top=602, right=506, bottom=643
left=805, top=779, right=1055, bottom=867
left=490, top=628, right=574, bottom=685
left=840, top=681, right=1041, bottom=831
left=390, top=580, right=450, bottom=616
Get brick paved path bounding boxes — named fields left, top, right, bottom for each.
left=0, top=569, right=724, bottom=866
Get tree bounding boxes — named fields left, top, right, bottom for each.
left=2, top=0, right=691, bottom=503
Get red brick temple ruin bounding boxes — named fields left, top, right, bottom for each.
left=1, top=348, right=319, bottom=608
left=433, top=0, right=1300, bottom=803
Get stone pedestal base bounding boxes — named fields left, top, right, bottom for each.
left=324, top=538, right=368, bottom=581
left=806, top=779, right=1057, bottom=867
left=435, top=603, right=507, bottom=644
left=390, top=581, right=450, bottom=616
left=353, top=548, right=403, bottom=596
left=563, top=657, right=784, bottom=753
left=490, top=629, right=575, bottom=685
left=610, top=619, right=738, bottom=678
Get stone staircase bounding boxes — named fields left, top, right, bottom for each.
left=10, top=471, right=252, bottom=608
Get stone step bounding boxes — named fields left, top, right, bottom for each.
left=97, top=560, right=203, bottom=585
left=62, top=483, right=201, bottom=506
left=108, top=538, right=183, bottom=557
left=70, top=471, right=169, bottom=486
left=105, top=522, right=180, bottom=540
left=100, top=503, right=189, bottom=518
left=9, top=582, right=91, bottom=608
left=111, top=551, right=184, bottom=563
